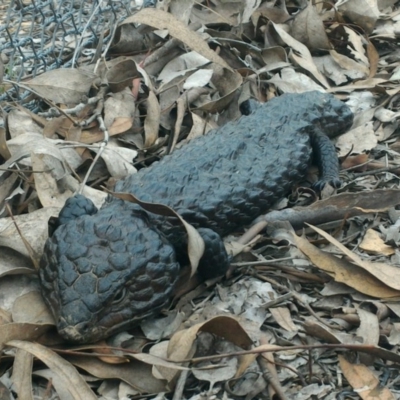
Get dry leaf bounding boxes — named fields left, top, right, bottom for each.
left=104, top=88, right=136, bottom=134
left=144, top=90, right=160, bottom=148
left=338, top=0, right=380, bottom=34
left=293, top=231, right=400, bottom=298
left=163, top=316, right=253, bottom=382
left=335, top=121, right=377, bottom=156
left=140, top=311, right=184, bottom=341
left=110, top=191, right=205, bottom=277
left=11, top=349, right=34, bottom=400
left=0, top=126, right=11, bottom=160
left=303, top=319, right=359, bottom=344
left=0, top=324, right=51, bottom=349
left=291, top=5, right=331, bottom=51
left=360, top=229, right=395, bottom=256
left=12, top=291, right=55, bottom=325
left=158, top=51, right=211, bottom=85
left=125, top=9, right=231, bottom=70
left=0, top=207, right=60, bottom=259
left=25, top=69, right=96, bottom=104
left=7, top=340, right=97, bottom=399
left=329, top=50, right=369, bottom=79
left=356, top=308, right=379, bottom=345
left=190, top=1, right=244, bottom=26
left=186, top=112, right=214, bottom=140
left=183, top=69, right=213, bottom=89
left=308, top=224, right=400, bottom=292
left=105, top=59, right=141, bottom=93
left=273, top=23, right=330, bottom=89
left=67, top=355, right=167, bottom=393
left=313, top=55, right=350, bottom=86
left=197, top=67, right=243, bottom=112
left=0, top=247, right=35, bottom=277
left=94, top=140, right=137, bottom=179
left=270, top=307, right=298, bottom=332
left=31, top=151, right=74, bottom=208
left=338, top=356, right=396, bottom=400
left=8, top=109, right=43, bottom=138
left=192, top=357, right=237, bottom=390
left=267, top=67, right=325, bottom=92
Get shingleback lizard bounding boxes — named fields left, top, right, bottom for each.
left=39, top=91, right=354, bottom=343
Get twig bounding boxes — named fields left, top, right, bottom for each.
left=71, top=1, right=102, bottom=68
left=48, top=343, right=383, bottom=365
left=236, top=220, right=267, bottom=245
left=172, top=370, right=189, bottom=400
left=258, top=336, right=289, bottom=400
left=5, top=204, right=39, bottom=270
left=93, top=16, right=120, bottom=76
left=352, top=165, right=400, bottom=177
left=341, top=159, right=374, bottom=172
left=231, top=257, right=296, bottom=267
left=143, top=38, right=181, bottom=68
left=79, top=86, right=109, bottom=193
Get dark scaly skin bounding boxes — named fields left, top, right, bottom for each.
left=39, top=91, right=354, bottom=343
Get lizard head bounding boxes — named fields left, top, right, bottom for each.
left=39, top=196, right=180, bottom=343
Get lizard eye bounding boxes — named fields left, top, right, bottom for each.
left=112, top=288, right=127, bottom=305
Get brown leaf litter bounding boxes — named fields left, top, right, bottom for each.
left=1, top=0, right=400, bottom=398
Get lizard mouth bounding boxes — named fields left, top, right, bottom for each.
left=57, top=319, right=105, bottom=343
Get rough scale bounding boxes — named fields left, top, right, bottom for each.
left=40, top=91, right=354, bottom=343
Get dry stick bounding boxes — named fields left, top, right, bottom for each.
left=231, top=257, right=296, bottom=267
left=37, top=96, right=101, bottom=119
left=269, top=359, right=307, bottom=386
left=258, top=335, right=289, bottom=400
left=71, top=1, right=102, bottom=68
left=187, top=344, right=379, bottom=365
left=0, top=167, right=49, bottom=173
left=352, top=165, right=400, bottom=177
left=5, top=203, right=39, bottom=270
left=143, top=38, right=181, bottom=68
left=49, top=343, right=385, bottom=366
left=341, top=158, right=374, bottom=172
left=93, top=16, right=120, bottom=77
left=260, top=292, right=294, bottom=308
left=172, top=342, right=198, bottom=399
left=237, top=220, right=268, bottom=245
left=258, top=358, right=287, bottom=400
left=307, top=349, right=313, bottom=384
left=79, top=86, right=109, bottom=193
left=172, top=369, right=189, bottom=400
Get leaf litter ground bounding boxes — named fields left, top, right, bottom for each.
left=1, top=0, right=400, bottom=399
